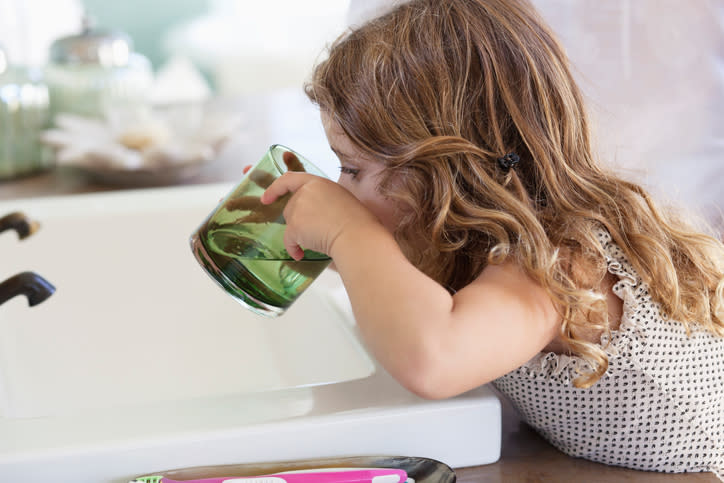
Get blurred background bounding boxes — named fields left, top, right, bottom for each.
left=533, top=0, right=724, bottom=232
left=0, top=0, right=351, bottom=94
left=0, top=0, right=353, bottom=186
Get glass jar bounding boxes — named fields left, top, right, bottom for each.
left=0, top=44, right=53, bottom=180
left=44, top=24, right=153, bottom=121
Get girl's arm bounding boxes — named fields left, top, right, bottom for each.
left=262, top=172, right=561, bottom=399
left=331, top=222, right=560, bottom=399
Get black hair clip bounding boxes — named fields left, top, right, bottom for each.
left=497, top=152, right=520, bottom=171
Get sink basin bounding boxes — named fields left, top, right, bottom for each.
left=0, top=184, right=374, bottom=418
left=0, top=185, right=500, bottom=482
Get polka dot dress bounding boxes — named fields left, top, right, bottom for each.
left=493, top=228, right=724, bottom=479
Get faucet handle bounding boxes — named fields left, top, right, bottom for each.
left=0, top=211, right=40, bottom=240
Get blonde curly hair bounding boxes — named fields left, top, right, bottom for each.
left=305, top=0, right=724, bottom=388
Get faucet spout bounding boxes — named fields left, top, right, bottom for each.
left=0, top=272, right=56, bottom=307
left=0, top=212, right=40, bottom=240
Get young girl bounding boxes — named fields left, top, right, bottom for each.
left=260, top=0, right=724, bottom=477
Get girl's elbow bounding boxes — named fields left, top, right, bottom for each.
left=404, top=381, right=455, bottom=400
left=394, top=355, right=467, bottom=400
left=391, top=339, right=498, bottom=400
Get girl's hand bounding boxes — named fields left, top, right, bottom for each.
left=224, top=153, right=306, bottom=222
left=260, top=172, right=381, bottom=261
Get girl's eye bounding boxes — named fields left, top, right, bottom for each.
left=339, top=166, right=360, bottom=179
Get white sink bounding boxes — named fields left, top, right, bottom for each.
left=0, top=185, right=500, bottom=482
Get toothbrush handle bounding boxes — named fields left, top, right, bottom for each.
left=160, top=468, right=408, bottom=483
left=171, top=478, right=243, bottom=483
left=172, top=478, right=284, bottom=483
left=274, top=469, right=408, bottom=482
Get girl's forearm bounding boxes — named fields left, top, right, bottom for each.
left=329, top=224, right=456, bottom=394
left=329, top=224, right=559, bottom=399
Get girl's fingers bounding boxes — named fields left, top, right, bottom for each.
left=224, top=195, right=262, bottom=211
left=260, top=172, right=310, bottom=205
left=243, top=165, right=252, bottom=174
left=282, top=151, right=306, bottom=172
left=283, top=228, right=305, bottom=261
left=250, top=169, right=277, bottom=189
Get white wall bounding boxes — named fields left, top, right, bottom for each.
left=164, top=0, right=351, bottom=95
left=533, top=0, right=724, bottom=227
left=0, top=0, right=82, bottom=66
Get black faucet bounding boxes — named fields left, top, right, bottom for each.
left=0, top=271, right=56, bottom=306
left=0, top=211, right=40, bottom=239
left=0, top=211, right=56, bottom=307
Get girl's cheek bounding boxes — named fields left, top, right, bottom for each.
left=336, top=180, right=362, bottom=201
left=337, top=171, right=361, bottom=188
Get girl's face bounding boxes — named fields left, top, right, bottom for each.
left=321, top=111, right=403, bottom=234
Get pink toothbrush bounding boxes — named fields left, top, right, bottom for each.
left=130, top=468, right=408, bottom=483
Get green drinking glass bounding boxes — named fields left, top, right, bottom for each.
left=190, top=144, right=331, bottom=317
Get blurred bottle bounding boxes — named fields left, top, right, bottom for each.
left=0, top=43, right=53, bottom=180
left=0, top=0, right=83, bottom=67
left=44, top=18, right=154, bottom=122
